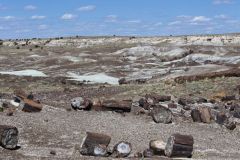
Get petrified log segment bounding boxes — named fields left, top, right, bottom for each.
left=0, top=125, right=18, bottom=149
left=151, top=105, right=172, bottom=124
left=149, top=140, right=166, bottom=155
left=216, top=112, right=227, bottom=125
left=191, top=109, right=202, bottom=122
left=198, top=107, right=212, bottom=123
left=80, top=132, right=111, bottom=157
left=101, top=100, right=132, bottom=112
left=165, top=134, right=194, bottom=158
left=112, top=141, right=132, bottom=158
left=22, top=98, right=43, bottom=112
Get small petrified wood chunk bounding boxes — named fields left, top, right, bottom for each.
left=71, top=97, right=92, bottom=110
left=0, top=125, right=19, bottom=149
left=80, top=132, right=111, bottom=157
left=112, top=141, right=132, bottom=158
left=165, top=133, right=194, bottom=158
left=149, top=140, right=166, bottom=155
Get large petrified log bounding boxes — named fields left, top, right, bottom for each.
left=165, top=133, right=194, bottom=158
left=151, top=105, right=172, bottom=124
left=14, top=91, right=43, bottom=112
left=80, top=132, right=111, bottom=157
left=112, top=141, right=132, bottom=158
left=0, top=125, right=18, bottom=149
left=93, top=100, right=132, bottom=112
left=22, top=98, right=43, bottom=112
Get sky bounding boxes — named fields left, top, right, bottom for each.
left=0, top=0, right=240, bottom=39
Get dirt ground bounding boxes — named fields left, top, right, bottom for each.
left=0, top=35, right=240, bottom=159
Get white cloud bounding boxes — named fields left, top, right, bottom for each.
left=61, top=13, right=77, bottom=20
left=105, top=15, right=118, bottom=22
left=0, top=16, right=15, bottom=20
left=38, top=24, right=48, bottom=30
left=213, top=0, right=233, bottom=4
left=31, top=15, right=46, bottom=20
left=24, top=5, right=37, bottom=10
left=78, top=5, right=96, bottom=11
left=168, top=21, right=181, bottom=25
left=127, top=20, right=141, bottom=24
left=214, top=14, right=228, bottom=19
left=191, top=16, right=211, bottom=22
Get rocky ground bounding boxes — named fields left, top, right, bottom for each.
left=0, top=34, right=240, bottom=159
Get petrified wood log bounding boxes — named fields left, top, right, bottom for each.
left=165, top=133, right=194, bottom=158
left=191, top=109, right=202, bottom=122
left=112, top=141, right=132, bottom=158
left=198, top=107, right=212, bottom=123
left=151, top=105, right=172, bottom=124
left=80, top=132, right=111, bottom=157
left=149, top=140, right=166, bottom=155
left=0, top=125, right=18, bottom=149
left=97, top=100, right=132, bottom=112
left=22, top=98, right=43, bottom=112
left=216, top=112, right=227, bottom=125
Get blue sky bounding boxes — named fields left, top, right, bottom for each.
left=0, top=0, right=240, bottom=39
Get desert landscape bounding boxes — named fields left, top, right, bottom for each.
left=0, top=34, right=240, bottom=159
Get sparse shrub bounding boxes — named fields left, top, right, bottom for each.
left=207, top=38, right=212, bottom=42
left=0, top=41, right=3, bottom=46
left=16, top=46, right=20, bottom=49
left=60, top=37, right=63, bottom=39
left=29, top=48, right=32, bottom=51
left=41, top=46, right=43, bottom=50
left=13, top=42, right=18, bottom=46
left=34, top=45, right=40, bottom=48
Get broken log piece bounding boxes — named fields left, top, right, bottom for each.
left=143, top=148, right=154, bottom=158
left=224, top=121, right=236, bottom=130
left=112, top=141, right=132, bottom=158
left=100, top=100, right=132, bottom=112
left=165, top=134, right=194, bottom=158
left=149, top=140, right=166, bottom=155
left=191, top=109, right=202, bottom=122
left=216, top=112, right=227, bottom=125
left=71, top=97, right=92, bottom=110
left=198, top=107, right=212, bottom=123
left=151, top=105, right=172, bottom=124
left=138, top=98, right=150, bottom=110
left=0, top=125, right=18, bottom=149
left=22, top=98, right=43, bottom=112
left=80, top=132, right=111, bottom=157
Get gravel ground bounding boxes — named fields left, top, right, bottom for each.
left=0, top=105, right=240, bottom=160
